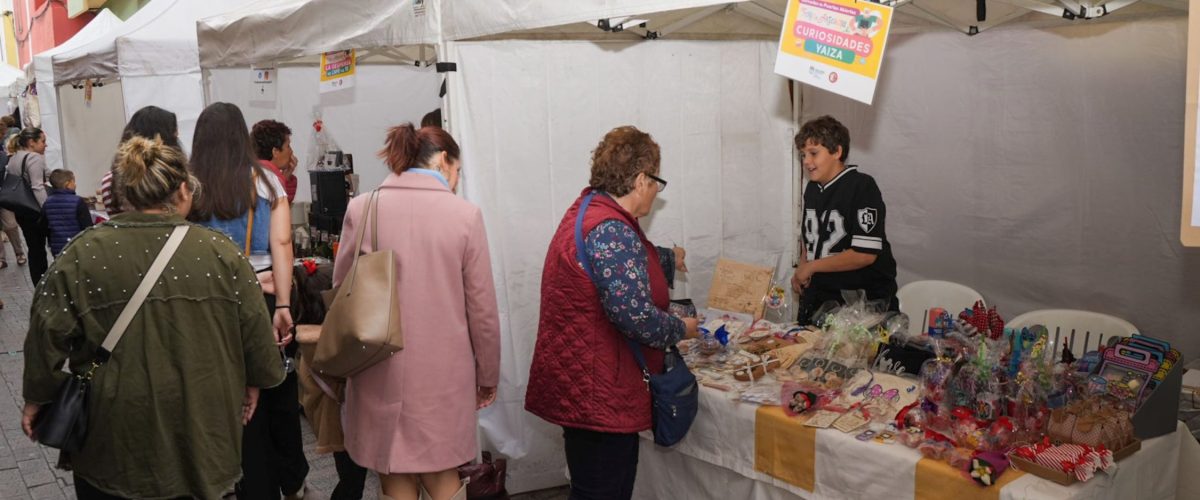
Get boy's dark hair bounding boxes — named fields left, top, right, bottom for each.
left=49, top=169, right=75, bottom=189
left=796, top=115, right=850, bottom=162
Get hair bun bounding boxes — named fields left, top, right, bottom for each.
left=115, top=136, right=161, bottom=182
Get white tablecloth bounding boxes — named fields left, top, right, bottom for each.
left=633, top=385, right=1192, bottom=500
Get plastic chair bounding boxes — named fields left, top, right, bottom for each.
left=1006, top=309, right=1137, bottom=355
left=896, top=280, right=985, bottom=337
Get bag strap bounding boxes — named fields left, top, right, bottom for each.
left=572, top=191, right=653, bottom=377
left=96, top=225, right=190, bottom=360
left=19, top=155, right=29, bottom=183
left=342, top=189, right=381, bottom=291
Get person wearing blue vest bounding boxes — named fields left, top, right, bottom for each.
left=186, top=102, right=311, bottom=500
left=43, top=169, right=93, bottom=257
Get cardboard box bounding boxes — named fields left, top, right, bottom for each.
left=1009, top=439, right=1141, bottom=486
left=1133, top=354, right=1184, bottom=440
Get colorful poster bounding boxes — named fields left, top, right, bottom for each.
left=774, top=0, right=894, bottom=105
left=320, top=50, right=357, bottom=93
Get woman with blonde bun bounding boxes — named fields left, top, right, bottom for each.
left=21, top=136, right=285, bottom=500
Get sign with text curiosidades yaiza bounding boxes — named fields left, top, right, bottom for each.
left=774, top=0, right=894, bottom=105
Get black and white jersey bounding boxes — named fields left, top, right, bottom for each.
left=801, top=166, right=898, bottom=300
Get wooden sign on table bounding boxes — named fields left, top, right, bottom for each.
left=707, top=258, right=774, bottom=318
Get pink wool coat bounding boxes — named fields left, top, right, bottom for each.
left=332, top=172, right=500, bottom=473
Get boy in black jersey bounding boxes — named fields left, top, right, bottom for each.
left=790, top=116, right=898, bottom=324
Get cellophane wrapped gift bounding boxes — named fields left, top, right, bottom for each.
left=1012, top=439, right=1115, bottom=483
left=1047, top=399, right=1134, bottom=450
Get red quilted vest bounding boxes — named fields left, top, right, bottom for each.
left=525, top=188, right=669, bottom=433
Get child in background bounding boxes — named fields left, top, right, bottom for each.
left=43, top=169, right=93, bottom=257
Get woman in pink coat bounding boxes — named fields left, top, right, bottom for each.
left=332, top=123, right=500, bottom=500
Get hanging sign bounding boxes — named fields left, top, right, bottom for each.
left=320, top=50, right=357, bottom=93
left=774, top=0, right=894, bottom=105
left=250, top=66, right=277, bottom=103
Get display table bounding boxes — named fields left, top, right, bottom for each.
left=633, top=385, right=1187, bottom=500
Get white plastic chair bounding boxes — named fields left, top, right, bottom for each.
left=1006, top=309, right=1137, bottom=356
left=896, top=280, right=985, bottom=337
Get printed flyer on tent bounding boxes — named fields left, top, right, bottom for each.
left=320, top=49, right=357, bottom=93
left=774, top=0, right=893, bottom=104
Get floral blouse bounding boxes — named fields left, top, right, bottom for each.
left=585, top=219, right=683, bottom=349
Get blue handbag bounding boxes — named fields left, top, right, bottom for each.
left=574, top=191, right=699, bottom=447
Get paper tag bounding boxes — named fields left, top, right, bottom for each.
left=804, top=410, right=841, bottom=428
left=832, top=411, right=869, bottom=433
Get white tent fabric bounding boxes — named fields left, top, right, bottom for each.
left=799, top=15, right=1199, bottom=358
left=51, top=0, right=175, bottom=84
left=206, top=64, right=441, bottom=204
left=197, top=0, right=439, bottom=68
left=449, top=39, right=794, bottom=492
left=442, top=0, right=736, bottom=40
left=0, top=65, right=26, bottom=98
left=197, top=0, right=1186, bottom=72
left=0, top=65, right=25, bottom=127
left=55, top=82, right=126, bottom=197
left=114, top=0, right=255, bottom=150
left=26, top=8, right=122, bottom=171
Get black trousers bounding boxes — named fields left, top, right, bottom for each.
left=74, top=476, right=189, bottom=500
left=15, top=212, right=47, bottom=285
left=237, top=293, right=309, bottom=499
left=563, top=426, right=640, bottom=500
left=332, top=451, right=369, bottom=500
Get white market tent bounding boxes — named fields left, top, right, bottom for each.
left=23, top=8, right=122, bottom=186
left=0, top=64, right=27, bottom=109
left=43, top=0, right=257, bottom=195
left=115, top=0, right=266, bottom=153
left=198, top=0, right=1195, bottom=495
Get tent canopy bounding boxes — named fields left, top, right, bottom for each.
left=0, top=64, right=25, bottom=97
left=197, top=0, right=440, bottom=69
left=52, top=0, right=177, bottom=83
left=26, top=8, right=122, bottom=86
left=197, top=0, right=1187, bottom=70
left=24, top=8, right=123, bottom=171
left=117, top=0, right=271, bottom=78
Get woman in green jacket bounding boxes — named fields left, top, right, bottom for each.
left=20, top=137, right=285, bottom=499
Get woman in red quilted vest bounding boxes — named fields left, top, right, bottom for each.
left=526, top=126, right=700, bottom=500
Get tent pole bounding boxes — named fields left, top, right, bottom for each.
left=791, top=82, right=803, bottom=269
left=201, top=68, right=212, bottom=107
left=54, top=84, right=69, bottom=171
left=973, top=8, right=1037, bottom=32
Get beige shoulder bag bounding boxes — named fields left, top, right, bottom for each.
left=313, top=190, right=403, bottom=378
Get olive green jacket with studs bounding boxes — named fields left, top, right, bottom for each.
left=23, top=212, right=285, bottom=500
